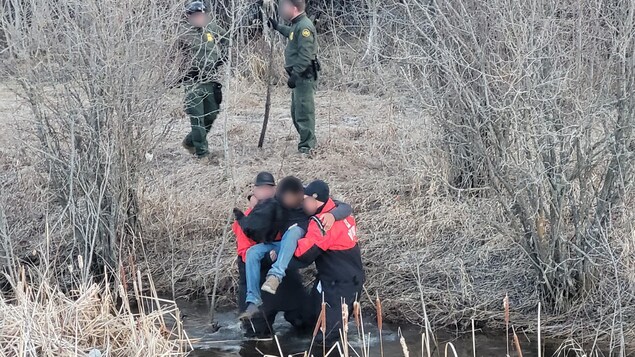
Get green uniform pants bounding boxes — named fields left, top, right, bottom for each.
left=183, top=82, right=220, bottom=157
left=291, top=77, right=317, bottom=152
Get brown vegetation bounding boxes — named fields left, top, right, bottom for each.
left=1, top=0, right=634, bottom=354
left=0, top=264, right=189, bottom=356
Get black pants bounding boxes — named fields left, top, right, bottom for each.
left=310, top=279, right=362, bottom=346
left=236, top=257, right=312, bottom=337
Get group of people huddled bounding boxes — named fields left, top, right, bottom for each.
left=178, top=0, right=319, bottom=161
left=232, top=172, right=364, bottom=347
left=177, top=0, right=359, bottom=347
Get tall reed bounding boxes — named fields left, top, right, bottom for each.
left=376, top=293, right=384, bottom=357
left=504, top=294, right=510, bottom=356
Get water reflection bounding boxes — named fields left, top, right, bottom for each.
left=177, top=299, right=555, bottom=357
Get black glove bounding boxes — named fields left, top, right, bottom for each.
left=287, top=73, right=298, bottom=89
left=268, top=17, right=278, bottom=30
left=233, top=208, right=245, bottom=221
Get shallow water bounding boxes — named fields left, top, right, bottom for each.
left=177, top=299, right=561, bottom=357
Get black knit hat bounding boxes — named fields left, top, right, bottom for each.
left=304, top=180, right=329, bottom=203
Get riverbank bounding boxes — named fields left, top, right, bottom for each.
left=133, top=83, right=635, bottom=344
left=1, top=82, right=634, bottom=352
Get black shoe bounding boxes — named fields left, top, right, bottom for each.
left=195, top=153, right=219, bottom=165
left=298, top=148, right=314, bottom=158
left=182, top=140, right=196, bottom=155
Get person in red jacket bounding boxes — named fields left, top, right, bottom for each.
left=234, top=172, right=277, bottom=263
left=233, top=172, right=311, bottom=339
left=295, top=180, right=365, bottom=347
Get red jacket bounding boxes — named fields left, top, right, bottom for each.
left=295, top=199, right=365, bottom=285
left=233, top=207, right=282, bottom=262
left=233, top=208, right=255, bottom=263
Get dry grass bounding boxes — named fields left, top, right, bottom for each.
left=2, top=69, right=635, bottom=346
left=0, top=265, right=189, bottom=356
left=3, top=75, right=635, bottom=343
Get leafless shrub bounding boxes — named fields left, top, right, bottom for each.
left=392, top=0, right=635, bottom=313
left=1, top=0, right=184, bottom=281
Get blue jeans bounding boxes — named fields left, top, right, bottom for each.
left=244, top=226, right=306, bottom=305
left=268, top=225, right=305, bottom=279
left=245, top=241, right=280, bottom=306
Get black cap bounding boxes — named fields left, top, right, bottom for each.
left=254, top=171, right=275, bottom=187
left=185, top=1, right=206, bottom=14
left=304, top=180, right=330, bottom=203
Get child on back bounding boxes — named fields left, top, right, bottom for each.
left=234, top=176, right=352, bottom=319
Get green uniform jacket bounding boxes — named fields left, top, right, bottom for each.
left=179, top=19, right=228, bottom=83
left=276, top=13, right=318, bottom=76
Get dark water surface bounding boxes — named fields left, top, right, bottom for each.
left=176, top=299, right=571, bottom=357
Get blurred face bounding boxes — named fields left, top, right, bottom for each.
left=282, top=191, right=304, bottom=208
left=188, top=12, right=208, bottom=27
left=253, top=185, right=275, bottom=201
left=303, top=195, right=321, bottom=215
left=280, top=1, right=299, bottom=21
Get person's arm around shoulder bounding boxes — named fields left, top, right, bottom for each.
left=294, top=219, right=325, bottom=264
left=320, top=200, right=352, bottom=230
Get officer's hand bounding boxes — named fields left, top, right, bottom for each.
left=287, top=74, right=298, bottom=89
left=268, top=17, right=278, bottom=30
left=320, top=213, right=336, bottom=231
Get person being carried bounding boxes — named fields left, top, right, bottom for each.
left=234, top=172, right=278, bottom=265
left=234, top=176, right=352, bottom=320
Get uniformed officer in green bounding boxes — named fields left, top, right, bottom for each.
left=268, top=0, right=319, bottom=154
left=179, top=1, right=227, bottom=160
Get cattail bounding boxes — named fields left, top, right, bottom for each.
left=512, top=326, right=523, bottom=357
left=353, top=301, right=361, bottom=329
left=376, top=293, right=384, bottom=357
left=342, top=302, right=349, bottom=333
left=308, top=300, right=326, bottom=356
left=503, top=294, right=510, bottom=326
left=321, top=300, right=327, bottom=333
left=342, top=302, right=350, bottom=357
left=312, top=308, right=325, bottom=337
